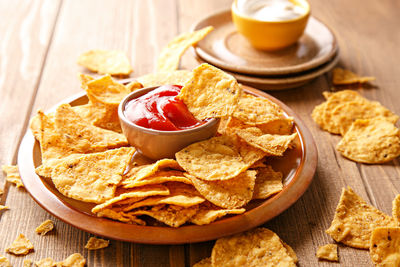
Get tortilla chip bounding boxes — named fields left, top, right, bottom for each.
left=51, top=147, right=135, bottom=204
left=121, top=170, right=191, bottom=188
left=393, top=194, right=400, bottom=225
left=60, top=253, right=86, bottom=267
left=129, top=159, right=182, bottom=181
left=190, top=202, right=245, bottom=225
left=235, top=127, right=297, bottom=156
left=326, top=187, right=396, bottom=249
left=96, top=208, right=146, bottom=225
left=125, top=80, right=143, bottom=92
left=186, top=170, right=256, bottom=209
left=211, top=228, right=296, bottom=267
left=237, top=138, right=268, bottom=167
left=193, top=258, right=211, bottom=267
left=35, top=258, right=56, bottom=267
left=0, top=205, right=9, bottom=212
left=35, top=220, right=54, bottom=236
left=157, top=26, right=213, bottom=72
left=316, top=244, right=338, bottom=262
left=252, top=166, right=283, bottom=199
left=336, top=118, right=400, bottom=163
left=86, top=74, right=130, bottom=105
left=370, top=227, right=400, bottom=266
left=77, top=49, right=132, bottom=76
left=23, top=259, right=32, bottom=267
left=176, top=135, right=248, bottom=181
left=2, top=165, right=23, bottom=188
left=129, top=204, right=198, bottom=227
left=85, top=237, right=109, bottom=250
left=6, top=234, right=34, bottom=255
left=332, top=68, right=375, bottom=85
left=281, top=241, right=298, bottom=264
left=0, top=255, right=11, bottom=267
left=178, top=63, right=241, bottom=120
left=73, top=103, right=121, bottom=133
left=137, top=70, right=193, bottom=88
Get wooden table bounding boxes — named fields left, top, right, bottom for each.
left=1, top=0, right=399, bottom=266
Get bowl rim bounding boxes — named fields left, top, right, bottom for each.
left=118, top=85, right=219, bottom=135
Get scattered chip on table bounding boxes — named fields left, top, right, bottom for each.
left=370, top=227, right=400, bottom=266
left=393, top=194, right=400, bottom=225
left=0, top=205, right=9, bottom=212
left=177, top=63, right=241, bottom=120
left=193, top=257, right=211, bottom=267
left=23, top=259, right=32, bottom=267
left=77, top=49, right=132, bottom=76
left=326, top=187, right=396, bottom=249
left=211, top=228, right=296, bottom=267
left=332, top=67, right=375, bottom=85
left=35, top=257, right=57, bottom=267
left=35, top=219, right=54, bottom=236
left=136, top=70, right=193, bottom=87
left=252, top=166, right=283, bottom=199
left=85, top=237, right=110, bottom=250
left=316, top=244, right=338, bottom=262
left=336, top=118, right=400, bottom=164
left=6, top=234, right=34, bottom=255
left=0, top=255, right=11, bottom=267
left=2, top=165, right=24, bottom=188
left=157, top=26, right=213, bottom=72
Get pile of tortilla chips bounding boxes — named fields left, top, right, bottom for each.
left=312, top=90, right=400, bottom=163
left=30, top=62, right=297, bottom=227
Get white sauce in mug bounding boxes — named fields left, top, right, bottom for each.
left=236, top=0, right=307, bottom=22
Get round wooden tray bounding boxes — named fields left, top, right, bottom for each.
left=18, top=86, right=317, bottom=244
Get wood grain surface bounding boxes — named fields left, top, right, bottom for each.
left=1, top=0, right=400, bottom=266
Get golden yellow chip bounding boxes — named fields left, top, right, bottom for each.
left=86, top=74, right=131, bottom=105
left=6, top=234, right=34, bottom=255
left=332, top=67, right=375, bottom=85
left=190, top=202, right=245, bottom=225
left=2, top=164, right=23, bottom=188
left=129, top=204, right=199, bottom=227
left=257, top=117, right=294, bottom=135
left=23, top=259, right=32, bottom=267
left=73, top=103, right=121, bottom=133
left=59, top=253, right=86, bottom=267
left=0, top=205, right=8, bottom=212
left=51, top=147, right=135, bottom=204
left=77, top=49, right=132, bottom=76
left=178, top=63, right=241, bottom=120
left=370, top=227, right=400, bottom=266
left=85, top=237, right=109, bottom=250
left=193, top=257, right=211, bottom=267
left=121, top=170, right=191, bottom=189
left=176, top=135, right=248, bottom=181
left=0, top=255, right=11, bottom=267
left=96, top=208, right=146, bottom=225
left=35, top=258, right=56, bottom=267
left=78, top=73, right=94, bottom=89
left=137, top=70, right=193, bottom=87
left=326, top=187, right=396, bottom=249
left=252, top=166, right=283, bottom=199
left=125, top=80, right=143, bottom=92
left=211, top=228, right=296, bottom=267
left=157, top=26, right=213, bottom=72
left=316, top=244, right=338, bottom=262
left=0, top=188, right=3, bottom=196
left=186, top=170, right=256, bottom=209
left=336, top=118, right=400, bottom=163
left=393, top=194, right=400, bottom=225
left=35, top=219, right=54, bottom=236
left=281, top=241, right=298, bottom=264
left=235, top=127, right=297, bottom=156
left=237, top=138, right=268, bottom=167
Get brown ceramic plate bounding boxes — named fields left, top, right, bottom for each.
left=195, top=51, right=339, bottom=90
left=193, top=10, right=338, bottom=76
left=18, top=86, right=317, bottom=244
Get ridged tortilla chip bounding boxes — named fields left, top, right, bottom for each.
left=137, top=70, right=193, bottom=87
left=2, top=165, right=23, bottom=188
left=51, top=147, right=135, bottom=204
left=121, top=170, right=191, bottom=189
left=326, top=187, right=396, bottom=249
left=78, top=49, right=132, bottom=76
left=370, top=227, right=400, bottom=266
left=316, top=244, right=338, bottom=262
left=157, top=27, right=213, bottom=72
left=85, top=237, right=109, bottom=250
left=336, top=118, right=400, bottom=163
left=190, top=202, right=245, bottom=225
left=6, top=234, right=34, bottom=255
left=211, top=228, right=296, bottom=267
left=178, top=63, right=241, bottom=120
left=176, top=135, right=248, bottom=181
left=35, top=220, right=54, bottom=236
left=252, top=166, right=283, bottom=199
left=186, top=170, right=256, bottom=209
left=332, top=68, right=375, bottom=85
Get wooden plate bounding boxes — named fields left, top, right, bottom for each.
left=193, top=10, right=338, bottom=76
left=18, top=86, right=317, bottom=244
left=194, top=51, right=339, bottom=90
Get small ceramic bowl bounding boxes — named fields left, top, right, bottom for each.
left=118, top=86, right=219, bottom=160
left=231, top=0, right=310, bottom=51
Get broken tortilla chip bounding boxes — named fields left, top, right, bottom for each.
left=6, top=234, right=34, bottom=255
left=85, top=237, right=109, bottom=250
left=332, top=67, right=375, bottom=85
left=2, top=165, right=24, bottom=188
left=35, top=219, right=54, bottom=236
left=78, top=49, right=132, bottom=76
left=316, top=244, right=338, bottom=262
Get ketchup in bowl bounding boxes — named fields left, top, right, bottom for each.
left=124, top=85, right=205, bottom=131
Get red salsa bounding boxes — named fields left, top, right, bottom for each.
left=124, top=85, right=205, bottom=131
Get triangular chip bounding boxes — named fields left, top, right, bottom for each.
left=2, top=165, right=23, bottom=188
left=6, top=234, right=34, bottom=255
left=252, top=166, right=283, bottom=199
left=326, top=187, right=396, bottom=249
left=77, top=49, right=132, bottom=76
left=85, top=237, right=109, bottom=250
left=178, top=63, right=241, bottom=120
left=370, top=227, right=400, bottom=266
left=51, top=147, right=135, bottom=203
left=86, top=74, right=131, bottom=105
left=157, top=26, right=213, bottom=72
left=190, top=202, right=245, bottom=225
left=332, top=67, right=375, bottom=85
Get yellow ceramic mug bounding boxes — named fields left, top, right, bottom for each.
left=231, top=0, right=310, bottom=51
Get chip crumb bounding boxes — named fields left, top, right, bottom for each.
left=332, top=67, right=375, bottom=85
left=35, top=219, right=54, bottom=236
left=193, top=257, right=211, bottom=267
left=316, top=244, right=338, bottom=262
left=0, top=205, right=9, bottom=212
left=0, top=255, right=11, bottom=267
left=35, top=257, right=56, bottom=267
left=23, top=259, right=32, bottom=267
left=85, top=237, right=110, bottom=250
left=6, top=233, right=34, bottom=255
left=2, top=165, right=24, bottom=188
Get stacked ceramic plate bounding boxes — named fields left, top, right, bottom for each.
left=192, top=10, right=339, bottom=90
